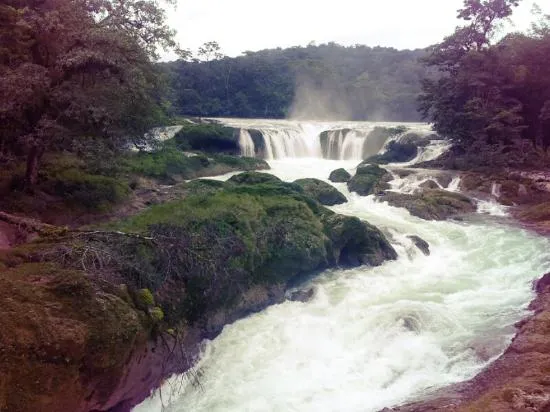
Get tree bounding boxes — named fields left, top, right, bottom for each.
left=0, top=0, right=178, bottom=186
left=419, top=0, right=522, bottom=149
left=197, top=41, right=224, bottom=62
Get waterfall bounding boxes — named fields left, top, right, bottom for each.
left=238, top=129, right=255, bottom=157
left=217, top=119, right=440, bottom=163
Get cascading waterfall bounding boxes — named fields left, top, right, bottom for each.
left=229, top=120, right=433, bottom=161
left=238, top=129, right=255, bottom=157
left=134, top=120, right=549, bottom=412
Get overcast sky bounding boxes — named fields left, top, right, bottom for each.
left=163, top=0, right=548, bottom=60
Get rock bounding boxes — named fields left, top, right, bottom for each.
left=378, top=189, right=476, bottom=220
left=419, top=180, right=440, bottom=190
left=287, top=287, right=315, bottom=303
left=407, top=235, right=430, bottom=256
left=293, top=178, right=347, bottom=206
left=535, top=273, right=550, bottom=294
left=363, top=141, right=418, bottom=164
left=329, top=168, right=352, bottom=183
left=228, top=171, right=282, bottom=185
left=399, top=132, right=431, bottom=147
left=393, top=169, right=416, bottom=178
left=322, top=213, right=397, bottom=266
left=347, top=164, right=393, bottom=196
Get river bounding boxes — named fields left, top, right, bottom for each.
left=134, top=120, right=549, bottom=412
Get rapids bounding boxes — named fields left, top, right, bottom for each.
left=134, top=121, right=549, bottom=412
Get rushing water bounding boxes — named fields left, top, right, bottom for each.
left=135, top=121, right=549, bottom=412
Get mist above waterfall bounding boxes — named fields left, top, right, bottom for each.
left=288, top=74, right=352, bottom=121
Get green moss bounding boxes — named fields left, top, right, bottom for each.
left=347, top=165, right=392, bottom=196
left=293, top=178, right=347, bottom=206
left=149, top=306, right=164, bottom=322
left=136, top=288, right=155, bottom=307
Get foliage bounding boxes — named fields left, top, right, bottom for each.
left=163, top=43, right=426, bottom=121
left=420, top=0, right=550, bottom=166
left=121, top=143, right=268, bottom=182
left=0, top=0, right=178, bottom=185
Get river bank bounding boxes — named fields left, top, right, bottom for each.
left=2, top=120, right=550, bottom=412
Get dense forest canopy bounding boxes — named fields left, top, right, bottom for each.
left=161, top=44, right=427, bottom=121
left=420, top=0, right=550, bottom=166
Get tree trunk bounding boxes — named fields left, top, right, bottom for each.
left=25, top=146, right=44, bottom=187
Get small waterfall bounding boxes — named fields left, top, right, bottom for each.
left=238, top=129, right=255, bottom=157
left=447, top=176, right=462, bottom=192
left=322, top=129, right=375, bottom=160
left=324, top=130, right=347, bottom=160
left=491, top=183, right=502, bottom=198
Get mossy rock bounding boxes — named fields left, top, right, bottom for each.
left=329, top=168, right=352, bottom=183
left=293, top=178, right=347, bottom=206
left=184, top=179, right=227, bottom=196
left=0, top=260, right=149, bottom=411
left=322, top=213, right=397, bottom=266
left=378, top=189, right=476, bottom=220
left=347, top=164, right=392, bottom=196
left=228, top=171, right=282, bottom=185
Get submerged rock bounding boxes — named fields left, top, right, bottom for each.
left=347, top=164, right=393, bottom=196
left=329, top=168, right=352, bottom=183
left=287, top=287, right=315, bottom=303
left=293, top=178, right=347, bottom=206
left=407, top=235, right=430, bottom=256
left=378, top=189, right=476, bottom=220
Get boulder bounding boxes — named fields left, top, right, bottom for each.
left=228, top=171, right=282, bottom=185
left=322, top=213, right=397, bottom=266
left=363, top=141, right=418, bottom=165
left=407, top=235, right=430, bottom=256
left=329, top=168, right=352, bottom=183
left=293, top=178, right=347, bottom=206
left=287, top=287, right=315, bottom=303
left=419, top=180, right=440, bottom=190
left=347, top=164, right=392, bottom=196
left=378, top=189, right=476, bottom=220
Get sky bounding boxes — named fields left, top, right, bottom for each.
left=162, top=0, right=548, bottom=60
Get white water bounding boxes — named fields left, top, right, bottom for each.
left=217, top=118, right=432, bottom=161
left=135, top=122, right=549, bottom=412
left=238, top=129, right=255, bottom=157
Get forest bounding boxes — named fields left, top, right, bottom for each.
left=161, top=44, right=427, bottom=121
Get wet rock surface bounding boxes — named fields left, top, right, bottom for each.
left=377, top=189, right=476, bottom=221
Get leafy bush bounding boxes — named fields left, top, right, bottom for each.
left=43, top=168, right=130, bottom=211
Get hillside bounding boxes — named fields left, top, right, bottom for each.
left=161, top=43, right=427, bottom=121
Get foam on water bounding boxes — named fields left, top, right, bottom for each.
left=135, top=157, right=549, bottom=412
